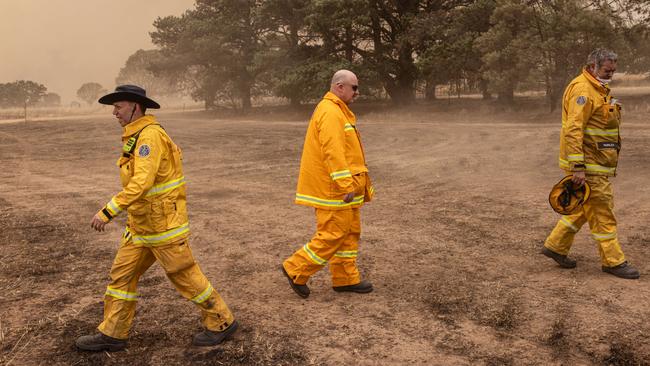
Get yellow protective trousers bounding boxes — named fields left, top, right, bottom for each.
left=97, top=236, right=234, bottom=340
left=283, top=208, right=362, bottom=287
left=544, top=175, right=625, bottom=267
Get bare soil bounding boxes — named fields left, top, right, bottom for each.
left=1, top=97, right=650, bottom=365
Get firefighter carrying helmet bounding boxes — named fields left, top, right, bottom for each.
left=549, top=176, right=591, bottom=215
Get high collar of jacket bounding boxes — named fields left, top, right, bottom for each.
left=122, top=114, right=158, bottom=138
left=581, top=67, right=610, bottom=95
left=323, top=92, right=355, bottom=121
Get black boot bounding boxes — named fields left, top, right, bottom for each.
left=333, top=280, right=373, bottom=293
left=541, top=247, right=577, bottom=268
left=192, top=320, right=239, bottom=347
left=602, top=261, right=640, bottom=279
left=281, top=265, right=310, bottom=298
left=76, top=333, right=127, bottom=352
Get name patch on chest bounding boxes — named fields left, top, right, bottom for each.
left=138, top=144, right=151, bottom=157
left=597, top=141, right=619, bottom=150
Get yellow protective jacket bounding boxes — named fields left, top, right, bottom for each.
left=559, top=68, right=622, bottom=176
left=96, top=115, right=189, bottom=246
left=295, top=92, right=374, bottom=210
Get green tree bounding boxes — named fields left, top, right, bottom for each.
left=77, top=82, right=106, bottom=106
left=305, top=0, right=472, bottom=105
left=116, top=49, right=182, bottom=98
left=258, top=0, right=321, bottom=106
left=476, top=0, right=623, bottom=108
left=40, top=92, right=61, bottom=107
left=151, top=0, right=271, bottom=112
left=475, top=1, right=538, bottom=103
left=413, top=0, right=495, bottom=100
left=0, top=80, right=47, bottom=108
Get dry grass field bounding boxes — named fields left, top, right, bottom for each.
left=1, top=94, right=650, bottom=365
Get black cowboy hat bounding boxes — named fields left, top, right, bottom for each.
left=98, top=84, right=160, bottom=109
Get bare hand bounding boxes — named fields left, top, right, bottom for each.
left=91, top=214, right=108, bottom=232
left=571, top=171, right=586, bottom=187
left=343, top=192, right=355, bottom=203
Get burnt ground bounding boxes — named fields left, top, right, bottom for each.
left=1, top=97, right=650, bottom=365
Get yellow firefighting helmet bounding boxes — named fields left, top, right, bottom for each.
left=549, top=176, right=591, bottom=215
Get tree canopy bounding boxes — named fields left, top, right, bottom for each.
left=140, top=0, right=650, bottom=110
left=0, top=81, right=48, bottom=108
left=76, top=82, right=106, bottom=106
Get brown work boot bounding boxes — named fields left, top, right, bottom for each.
left=75, top=333, right=127, bottom=352
left=541, top=247, right=577, bottom=268
left=192, top=320, right=239, bottom=347
left=281, top=265, right=310, bottom=298
left=333, top=280, right=373, bottom=293
left=602, top=261, right=640, bottom=279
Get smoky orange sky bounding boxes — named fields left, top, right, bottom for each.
left=0, top=0, right=195, bottom=104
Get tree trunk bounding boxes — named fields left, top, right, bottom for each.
left=240, top=85, right=252, bottom=113
left=497, top=84, right=514, bottom=104
left=204, top=96, right=215, bottom=110
left=425, top=80, right=437, bottom=101
left=479, top=78, right=491, bottom=100
left=289, top=96, right=301, bottom=108
left=344, top=24, right=353, bottom=62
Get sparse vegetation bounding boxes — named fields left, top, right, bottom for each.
left=603, top=341, right=646, bottom=366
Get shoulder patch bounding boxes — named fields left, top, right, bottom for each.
left=576, top=96, right=587, bottom=105
left=138, top=144, right=151, bottom=157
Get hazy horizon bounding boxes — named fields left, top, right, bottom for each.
left=1, top=0, right=195, bottom=104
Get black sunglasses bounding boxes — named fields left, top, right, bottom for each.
left=338, top=83, right=358, bottom=91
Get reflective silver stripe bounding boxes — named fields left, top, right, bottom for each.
left=567, top=154, right=584, bottom=162
left=592, top=232, right=617, bottom=241
left=560, top=217, right=579, bottom=232
left=146, top=176, right=186, bottom=197
left=131, top=222, right=190, bottom=245
left=191, top=284, right=213, bottom=304
left=107, top=197, right=123, bottom=216
left=334, top=250, right=358, bottom=258
left=585, top=164, right=616, bottom=174
left=584, top=128, right=618, bottom=136
left=303, top=243, right=327, bottom=265
left=559, top=159, right=615, bottom=174
left=344, top=123, right=355, bottom=131
left=105, top=286, right=138, bottom=301
left=330, top=169, right=352, bottom=180
left=559, top=158, right=570, bottom=169
left=122, top=228, right=132, bottom=240
left=295, top=194, right=364, bottom=208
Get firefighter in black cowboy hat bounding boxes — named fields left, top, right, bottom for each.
left=76, top=85, right=238, bottom=351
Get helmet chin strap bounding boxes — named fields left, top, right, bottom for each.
left=128, top=103, right=137, bottom=123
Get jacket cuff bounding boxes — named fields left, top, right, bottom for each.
left=332, top=176, right=354, bottom=193
left=99, top=196, right=124, bottom=222
left=96, top=208, right=112, bottom=223
left=569, top=162, right=586, bottom=172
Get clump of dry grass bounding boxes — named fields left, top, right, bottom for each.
left=602, top=341, right=645, bottom=366
left=478, top=294, right=521, bottom=331
left=425, top=278, right=524, bottom=331
left=187, top=327, right=308, bottom=366
left=484, top=355, right=514, bottom=366
left=545, top=318, right=570, bottom=359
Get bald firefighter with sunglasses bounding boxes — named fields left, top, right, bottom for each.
left=281, top=70, right=376, bottom=297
